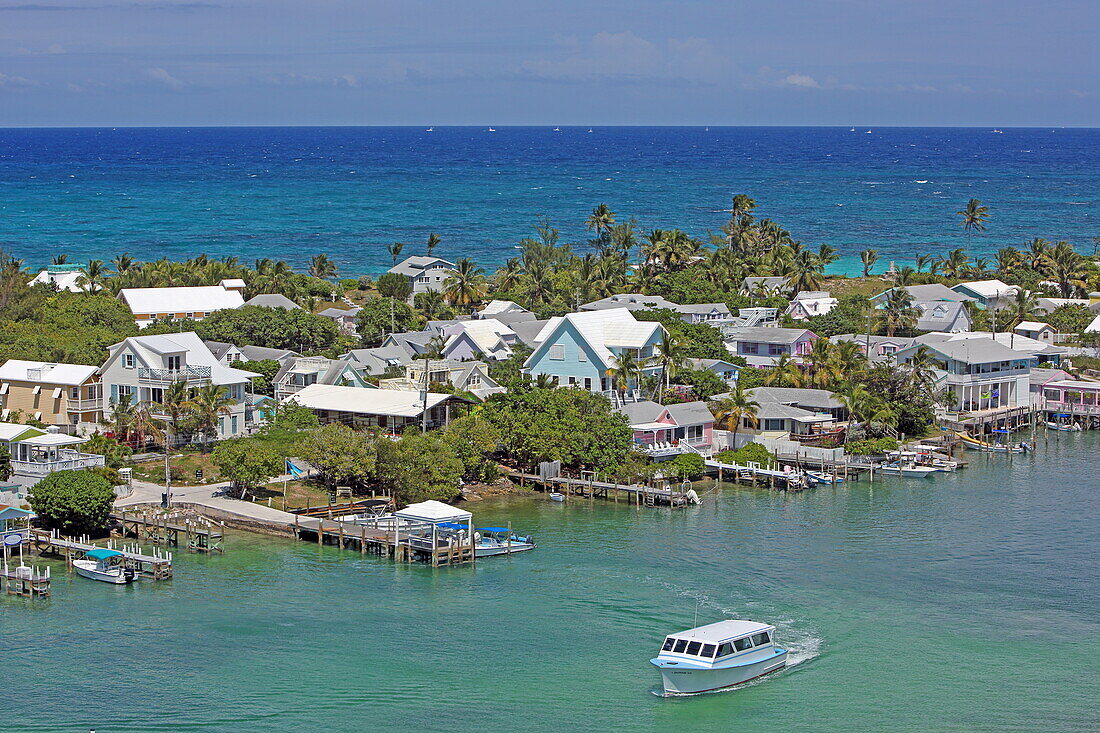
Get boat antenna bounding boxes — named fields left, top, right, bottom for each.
left=694, top=599, right=700, bottom=628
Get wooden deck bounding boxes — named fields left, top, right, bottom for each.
left=30, top=529, right=174, bottom=580
left=113, top=509, right=225, bottom=554
left=291, top=514, right=475, bottom=566
left=507, top=470, right=696, bottom=507
left=1, top=561, right=50, bottom=598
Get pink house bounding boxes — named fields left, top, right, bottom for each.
left=617, top=400, right=715, bottom=457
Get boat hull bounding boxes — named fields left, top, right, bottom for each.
left=653, top=649, right=788, bottom=695
left=475, top=542, right=536, bottom=557
left=73, top=560, right=135, bottom=585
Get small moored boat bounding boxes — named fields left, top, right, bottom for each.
left=473, top=527, right=535, bottom=557
left=877, top=461, right=937, bottom=478
left=549, top=492, right=565, bottom=502
left=74, top=548, right=136, bottom=585
left=652, top=619, right=787, bottom=695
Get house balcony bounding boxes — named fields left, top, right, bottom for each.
left=137, top=366, right=213, bottom=384
left=12, top=450, right=105, bottom=477
left=1043, top=400, right=1100, bottom=416
left=944, top=367, right=1027, bottom=384
left=66, top=398, right=103, bottom=413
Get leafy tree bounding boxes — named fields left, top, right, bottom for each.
left=1044, top=304, right=1093, bottom=334
left=633, top=309, right=727, bottom=359
left=804, top=295, right=870, bottom=337
left=376, top=272, right=413, bottom=300
left=671, top=368, right=728, bottom=401
left=665, top=452, right=705, bottom=479
left=376, top=432, right=464, bottom=506
left=715, top=443, right=776, bottom=468
left=482, top=387, right=632, bottom=471
left=194, top=306, right=341, bottom=353
left=297, top=423, right=376, bottom=489
left=245, top=359, right=281, bottom=396
left=354, top=297, right=416, bottom=346
left=441, top=415, right=502, bottom=483
left=0, top=444, right=10, bottom=481
left=29, top=470, right=115, bottom=536
left=211, top=438, right=283, bottom=491
left=486, top=344, right=534, bottom=390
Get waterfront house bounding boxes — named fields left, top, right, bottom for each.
left=870, top=283, right=974, bottom=306
left=117, top=282, right=246, bottom=329
left=739, top=276, right=790, bottom=297
left=683, top=358, right=741, bottom=384
left=27, top=263, right=93, bottom=293
left=0, top=423, right=105, bottom=488
left=242, top=293, right=301, bottom=310
left=388, top=256, right=457, bottom=296
left=617, top=400, right=715, bottom=457
left=272, top=356, right=371, bottom=401
left=744, top=387, right=848, bottom=421
left=441, top=319, right=520, bottom=361
left=895, top=335, right=1033, bottom=413
left=523, top=309, right=666, bottom=394
left=1014, top=321, right=1057, bottom=344
left=829, top=334, right=916, bottom=365
left=928, top=331, right=1066, bottom=367
left=786, top=292, right=837, bottom=321
left=951, top=279, right=1019, bottom=309
left=723, top=327, right=816, bottom=366
left=1030, top=367, right=1073, bottom=401
left=722, top=400, right=836, bottom=439
left=0, top=360, right=102, bottom=435
left=99, top=332, right=259, bottom=441
left=286, top=383, right=467, bottom=431
left=379, top=359, right=505, bottom=400
left=1037, top=379, right=1100, bottom=422
left=318, top=306, right=361, bottom=336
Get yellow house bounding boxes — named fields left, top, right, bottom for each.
left=0, top=360, right=102, bottom=435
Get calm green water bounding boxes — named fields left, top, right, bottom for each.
left=4, top=434, right=1099, bottom=732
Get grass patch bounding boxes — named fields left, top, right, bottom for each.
left=251, top=478, right=333, bottom=511
left=131, top=451, right=223, bottom=485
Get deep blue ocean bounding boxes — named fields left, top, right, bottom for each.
left=0, top=126, right=1097, bottom=277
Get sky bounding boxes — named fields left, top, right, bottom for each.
left=0, top=0, right=1097, bottom=127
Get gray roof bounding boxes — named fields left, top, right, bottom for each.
left=511, top=319, right=550, bottom=348
left=753, top=402, right=830, bottom=421
left=676, top=302, right=732, bottom=315
left=914, top=300, right=970, bottom=331
left=343, top=346, right=413, bottom=375
left=874, top=283, right=974, bottom=303
left=684, top=358, right=740, bottom=372
left=239, top=345, right=299, bottom=362
left=908, top=335, right=1031, bottom=363
left=724, top=326, right=812, bottom=344
left=203, top=340, right=235, bottom=360
left=382, top=331, right=436, bottom=356
left=1030, top=367, right=1071, bottom=386
left=582, top=294, right=679, bottom=312
left=243, top=293, right=301, bottom=310
left=617, top=400, right=712, bottom=426
left=319, top=306, right=360, bottom=319
left=489, top=310, right=538, bottom=327
left=746, top=386, right=844, bottom=410
left=388, top=256, right=456, bottom=278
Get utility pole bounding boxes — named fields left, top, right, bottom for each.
left=865, top=303, right=873, bottom=363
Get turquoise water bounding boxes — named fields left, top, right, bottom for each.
left=4, top=433, right=1099, bottom=731
left=1, top=127, right=1098, bottom=276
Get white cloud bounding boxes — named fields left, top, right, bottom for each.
left=783, top=73, right=820, bottom=89
left=0, top=72, right=34, bottom=88
left=145, top=66, right=183, bottom=89
left=46, top=43, right=65, bottom=54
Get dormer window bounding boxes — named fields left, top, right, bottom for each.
left=166, top=355, right=182, bottom=371
left=123, top=353, right=135, bottom=369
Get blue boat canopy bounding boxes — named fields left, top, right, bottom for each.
left=436, top=522, right=468, bottom=530
left=86, top=548, right=123, bottom=560
left=477, top=527, right=510, bottom=533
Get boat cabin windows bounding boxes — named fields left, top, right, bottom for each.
left=733, top=637, right=754, bottom=652
left=751, top=632, right=771, bottom=647
left=662, top=637, right=676, bottom=652
left=685, top=641, right=702, bottom=656
left=663, top=631, right=772, bottom=659
left=673, top=639, right=688, bottom=654
left=700, top=643, right=716, bottom=658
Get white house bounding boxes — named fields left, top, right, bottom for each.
left=786, top=292, right=837, bottom=320
left=914, top=300, right=971, bottom=332
left=0, top=360, right=102, bottom=435
left=951, top=279, right=1019, bottom=309
left=117, top=282, right=246, bottom=328
left=895, top=335, right=1034, bottom=413
left=441, top=320, right=519, bottom=361
left=379, top=359, right=505, bottom=400
left=27, top=264, right=93, bottom=293
left=99, top=332, right=259, bottom=441
left=581, top=294, right=731, bottom=325
left=286, top=383, right=467, bottom=432
left=272, top=356, right=371, bottom=401
left=1014, top=321, right=1057, bottom=344
left=388, top=256, right=457, bottom=295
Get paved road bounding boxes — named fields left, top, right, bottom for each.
left=117, top=477, right=302, bottom=525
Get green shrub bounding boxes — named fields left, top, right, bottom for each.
left=29, top=470, right=115, bottom=536
left=845, top=437, right=900, bottom=455
left=716, top=443, right=777, bottom=467
left=665, top=453, right=706, bottom=479
left=339, top=278, right=359, bottom=290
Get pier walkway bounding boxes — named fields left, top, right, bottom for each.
left=30, top=529, right=173, bottom=579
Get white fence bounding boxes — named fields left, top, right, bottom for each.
left=713, top=430, right=846, bottom=463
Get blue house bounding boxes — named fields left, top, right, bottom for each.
left=523, top=309, right=666, bottom=394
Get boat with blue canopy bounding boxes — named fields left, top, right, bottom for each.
left=74, top=548, right=135, bottom=584
left=435, top=522, right=535, bottom=557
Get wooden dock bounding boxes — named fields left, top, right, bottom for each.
left=30, top=529, right=173, bottom=580
left=113, top=509, right=225, bottom=554
left=1, top=546, right=51, bottom=599
left=508, top=464, right=697, bottom=507
left=291, top=514, right=475, bottom=566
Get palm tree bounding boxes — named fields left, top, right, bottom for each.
left=765, top=353, right=804, bottom=387
left=709, top=386, right=759, bottom=447
left=102, top=391, right=138, bottom=444
left=585, top=203, right=616, bottom=245
left=939, top=248, right=970, bottom=279
left=995, top=247, right=1021, bottom=278
left=51, top=254, right=68, bottom=265
left=1024, top=238, right=1051, bottom=270
left=860, top=249, right=879, bottom=277
left=426, top=233, right=442, bottom=257
left=415, top=288, right=449, bottom=320
left=903, top=345, right=939, bottom=395
left=957, top=198, right=990, bottom=252
left=787, top=249, right=824, bottom=294
left=816, top=243, right=839, bottom=267
left=77, top=259, right=108, bottom=293
left=652, top=331, right=686, bottom=399
left=1046, top=241, right=1086, bottom=297
left=442, top=257, right=487, bottom=310
left=881, top=287, right=921, bottom=336
left=111, top=253, right=135, bottom=276
left=610, top=350, right=647, bottom=399
left=894, top=265, right=916, bottom=287
left=308, top=253, right=338, bottom=281
left=188, top=384, right=232, bottom=453
left=916, top=254, right=935, bottom=274
left=1003, top=287, right=1041, bottom=347
left=155, top=379, right=193, bottom=499
left=387, top=242, right=406, bottom=267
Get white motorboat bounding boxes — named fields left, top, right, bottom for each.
left=488, top=127, right=496, bottom=132
left=652, top=620, right=787, bottom=695
left=473, top=527, right=535, bottom=557
left=1046, top=420, right=1081, bottom=432
left=805, top=470, right=843, bottom=485
left=549, top=492, right=565, bottom=502
left=73, top=548, right=136, bottom=585
left=878, top=461, right=937, bottom=478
